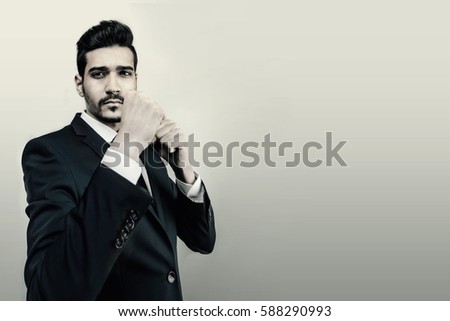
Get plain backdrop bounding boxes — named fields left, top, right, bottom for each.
left=1, top=0, right=449, bottom=300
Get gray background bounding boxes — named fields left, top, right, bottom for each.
left=1, top=0, right=449, bottom=300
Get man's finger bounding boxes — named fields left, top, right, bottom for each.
left=155, top=120, right=177, bottom=139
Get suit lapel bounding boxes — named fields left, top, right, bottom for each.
left=71, top=113, right=110, bottom=158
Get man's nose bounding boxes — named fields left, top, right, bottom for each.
left=105, top=74, right=120, bottom=94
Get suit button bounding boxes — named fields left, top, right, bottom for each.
left=125, top=219, right=135, bottom=232
left=167, top=271, right=176, bottom=284
left=115, top=238, right=124, bottom=249
left=129, top=209, right=139, bottom=221
left=120, top=228, right=129, bottom=240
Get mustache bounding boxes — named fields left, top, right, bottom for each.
left=99, top=94, right=124, bottom=106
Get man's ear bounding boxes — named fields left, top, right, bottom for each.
left=74, top=74, right=84, bottom=97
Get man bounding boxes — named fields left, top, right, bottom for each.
left=21, top=20, right=215, bottom=300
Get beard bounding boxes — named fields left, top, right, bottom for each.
left=94, top=110, right=121, bottom=124
left=84, top=93, right=125, bottom=124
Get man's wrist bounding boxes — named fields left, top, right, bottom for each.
left=111, top=130, right=147, bottom=163
left=173, top=165, right=196, bottom=185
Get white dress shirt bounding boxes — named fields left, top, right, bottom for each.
left=80, top=111, right=204, bottom=202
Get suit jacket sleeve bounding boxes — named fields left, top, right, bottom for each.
left=174, top=179, right=216, bottom=254
left=22, top=137, right=155, bottom=300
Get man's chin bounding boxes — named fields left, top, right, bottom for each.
left=94, top=112, right=121, bottom=124
left=99, top=117, right=121, bottom=124
left=101, top=117, right=121, bottom=124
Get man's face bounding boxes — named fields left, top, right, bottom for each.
left=75, top=46, right=137, bottom=126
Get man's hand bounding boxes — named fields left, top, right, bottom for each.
left=111, top=91, right=164, bottom=162
left=154, top=119, right=196, bottom=184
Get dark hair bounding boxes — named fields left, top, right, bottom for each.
left=76, top=20, right=138, bottom=77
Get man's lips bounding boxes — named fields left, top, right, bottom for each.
left=104, top=99, right=123, bottom=105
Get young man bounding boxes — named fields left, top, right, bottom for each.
left=22, top=20, right=215, bottom=300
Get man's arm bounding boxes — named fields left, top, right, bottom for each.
left=174, top=179, right=216, bottom=254
left=22, top=138, right=152, bottom=300
left=152, top=119, right=216, bottom=254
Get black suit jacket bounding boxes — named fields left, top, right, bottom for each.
left=21, top=113, right=215, bottom=300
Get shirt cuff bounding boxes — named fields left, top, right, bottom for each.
left=101, top=147, right=142, bottom=184
left=176, top=174, right=205, bottom=203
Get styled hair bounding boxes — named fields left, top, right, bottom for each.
left=76, top=20, right=138, bottom=77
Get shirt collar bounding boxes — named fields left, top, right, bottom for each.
left=80, top=111, right=118, bottom=143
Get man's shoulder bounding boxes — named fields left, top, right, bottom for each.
left=24, top=123, right=75, bottom=150
left=22, top=114, right=84, bottom=158
left=24, top=114, right=85, bottom=147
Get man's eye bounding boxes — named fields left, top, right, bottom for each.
left=91, top=72, right=105, bottom=78
left=120, top=70, right=133, bottom=77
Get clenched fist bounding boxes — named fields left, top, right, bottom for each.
left=110, top=91, right=195, bottom=184
left=120, top=91, right=164, bottom=144
left=110, top=91, right=164, bottom=162
left=153, top=119, right=195, bottom=183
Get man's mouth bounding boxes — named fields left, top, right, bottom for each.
left=104, top=99, right=123, bottom=105
left=100, top=94, right=125, bottom=106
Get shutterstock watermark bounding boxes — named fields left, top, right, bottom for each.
left=102, top=132, right=348, bottom=169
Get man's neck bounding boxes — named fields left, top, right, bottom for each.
left=106, top=122, right=121, bottom=132
left=86, top=110, right=121, bottom=132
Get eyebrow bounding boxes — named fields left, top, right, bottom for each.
left=117, top=66, right=134, bottom=71
left=87, top=66, right=135, bottom=73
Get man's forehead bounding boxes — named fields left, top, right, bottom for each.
left=85, top=46, right=134, bottom=69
